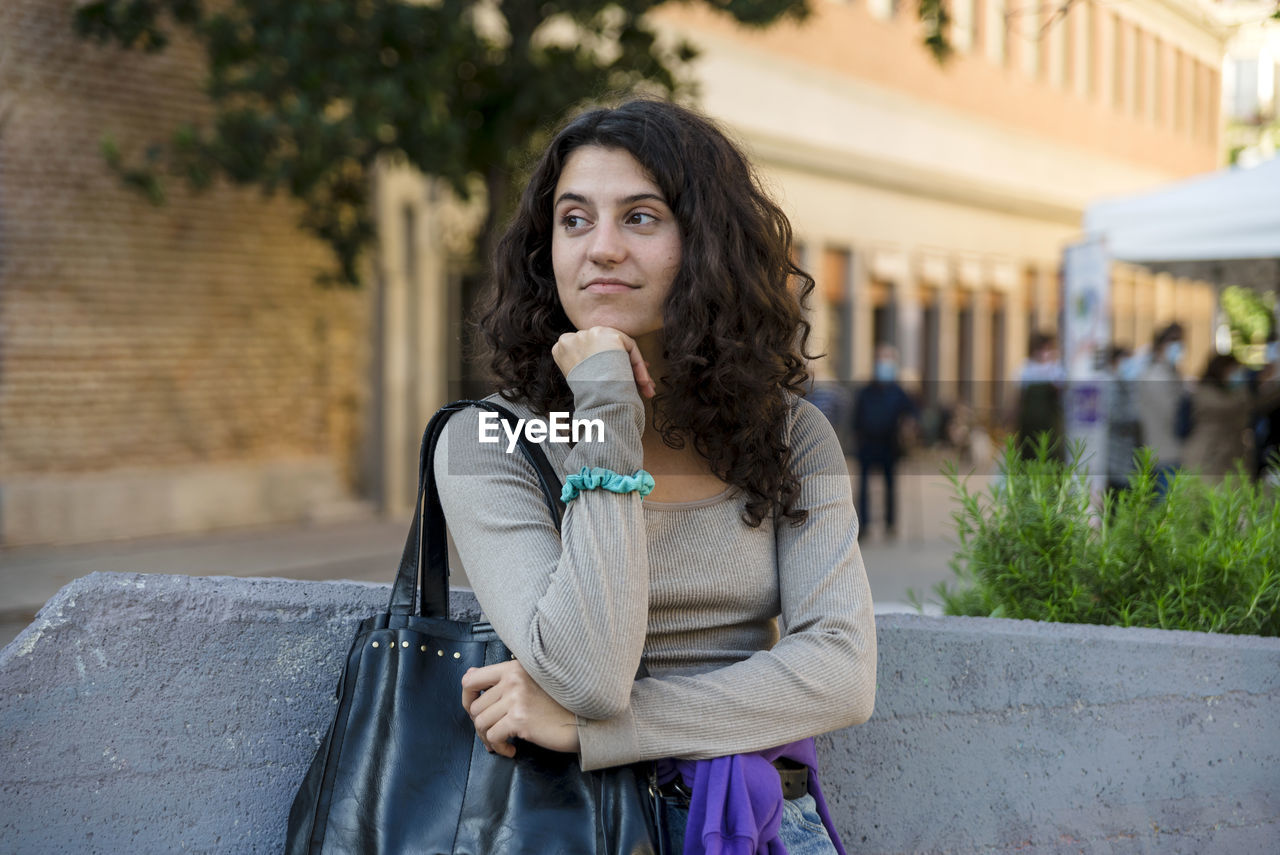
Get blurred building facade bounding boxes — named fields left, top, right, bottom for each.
left=1, top=0, right=1233, bottom=545
left=0, top=0, right=370, bottom=545
left=649, top=0, right=1227, bottom=423
left=1219, top=0, right=1280, bottom=164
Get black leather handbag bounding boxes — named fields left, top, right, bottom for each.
left=286, top=400, right=667, bottom=854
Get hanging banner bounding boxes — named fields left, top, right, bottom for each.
left=1061, top=237, right=1111, bottom=488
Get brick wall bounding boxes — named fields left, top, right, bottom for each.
left=0, top=2, right=369, bottom=506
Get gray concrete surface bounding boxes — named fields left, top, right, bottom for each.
left=2, top=573, right=1276, bottom=853
left=819, top=617, right=1280, bottom=853
left=0, top=448, right=987, bottom=647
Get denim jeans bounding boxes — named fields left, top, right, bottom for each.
left=857, top=447, right=896, bottom=532
left=664, top=793, right=839, bottom=854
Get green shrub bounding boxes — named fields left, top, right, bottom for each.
left=927, top=436, right=1280, bottom=637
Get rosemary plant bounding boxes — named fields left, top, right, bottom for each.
left=928, top=436, right=1280, bottom=637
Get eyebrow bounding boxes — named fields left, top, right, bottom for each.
left=554, top=191, right=667, bottom=208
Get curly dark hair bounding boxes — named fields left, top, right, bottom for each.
left=476, top=98, right=817, bottom=527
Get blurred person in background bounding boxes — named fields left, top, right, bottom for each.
left=1104, top=345, right=1142, bottom=502
left=852, top=344, right=917, bottom=540
left=945, top=400, right=976, bottom=462
left=1252, top=331, right=1280, bottom=480
left=1012, top=330, right=1065, bottom=460
left=1137, top=323, right=1186, bottom=495
left=1183, top=354, right=1251, bottom=484
left=806, top=366, right=854, bottom=458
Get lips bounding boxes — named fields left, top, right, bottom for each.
left=583, top=279, right=638, bottom=294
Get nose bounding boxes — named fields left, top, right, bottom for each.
left=586, top=221, right=626, bottom=266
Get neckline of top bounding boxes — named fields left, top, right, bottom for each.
left=642, top=486, right=739, bottom=511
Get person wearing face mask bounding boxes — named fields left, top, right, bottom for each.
left=1252, top=333, right=1280, bottom=480
left=1136, top=323, right=1188, bottom=493
left=1104, top=345, right=1142, bottom=502
left=1012, top=330, right=1066, bottom=461
left=1183, top=354, right=1254, bottom=484
left=851, top=345, right=918, bottom=540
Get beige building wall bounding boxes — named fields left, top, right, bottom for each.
left=652, top=0, right=1226, bottom=424
left=368, top=167, right=481, bottom=515
left=0, top=0, right=371, bottom=545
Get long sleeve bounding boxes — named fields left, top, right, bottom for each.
left=576, top=400, right=877, bottom=770
left=434, top=350, right=650, bottom=719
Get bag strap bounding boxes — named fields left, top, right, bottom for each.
left=389, top=399, right=565, bottom=617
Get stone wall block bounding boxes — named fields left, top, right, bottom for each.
left=2, top=574, right=1277, bottom=853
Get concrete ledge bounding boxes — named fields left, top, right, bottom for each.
left=1, top=573, right=1277, bottom=853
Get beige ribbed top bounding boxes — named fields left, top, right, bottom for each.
left=435, top=350, right=876, bottom=771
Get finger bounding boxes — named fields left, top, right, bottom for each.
left=616, top=333, right=655, bottom=398
left=460, top=663, right=505, bottom=693
left=466, top=682, right=502, bottom=720
left=462, top=684, right=481, bottom=716
left=484, top=716, right=519, bottom=758
left=471, top=695, right=509, bottom=739
left=460, top=665, right=504, bottom=716
left=461, top=668, right=486, bottom=712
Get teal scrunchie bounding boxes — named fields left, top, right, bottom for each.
left=561, top=467, right=655, bottom=503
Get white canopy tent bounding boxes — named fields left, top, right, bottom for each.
left=1083, top=156, right=1280, bottom=268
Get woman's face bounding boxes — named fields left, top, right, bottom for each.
left=551, top=145, right=681, bottom=338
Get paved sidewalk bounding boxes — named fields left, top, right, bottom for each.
left=0, top=449, right=996, bottom=648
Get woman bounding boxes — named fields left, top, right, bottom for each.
left=1104, top=345, right=1141, bottom=500
left=435, top=99, right=876, bottom=853
left=1183, top=353, right=1251, bottom=484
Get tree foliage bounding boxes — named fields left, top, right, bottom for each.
left=75, top=0, right=818, bottom=285
left=1221, top=285, right=1277, bottom=365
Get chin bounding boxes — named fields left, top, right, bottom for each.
left=573, top=316, right=660, bottom=338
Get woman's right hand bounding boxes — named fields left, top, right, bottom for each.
left=552, top=326, right=655, bottom=399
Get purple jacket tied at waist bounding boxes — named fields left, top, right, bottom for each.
left=655, top=738, right=847, bottom=855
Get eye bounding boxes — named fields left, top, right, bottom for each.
left=625, top=211, right=657, bottom=226
left=560, top=214, right=589, bottom=231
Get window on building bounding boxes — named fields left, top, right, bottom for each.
left=1049, top=6, right=1068, bottom=89
left=1206, top=66, right=1220, bottom=143
left=953, top=0, right=975, bottom=53
left=401, top=202, right=422, bottom=489
left=1229, top=57, right=1259, bottom=120
left=921, top=289, right=940, bottom=408
left=985, top=0, right=1006, bottom=66
left=1173, top=49, right=1186, bottom=133
left=1070, top=4, right=1089, bottom=97
left=972, top=0, right=986, bottom=55
left=872, top=293, right=895, bottom=351
left=1062, top=6, right=1076, bottom=92
left=1112, top=15, right=1126, bottom=113
left=990, top=293, right=1007, bottom=416
left=1085, top=2, right=1099, bottom=99
left=1272, top=58, right=1280, bottom=115
left=958, top=299, right=974, bottom=407
left=1134, top=27, right=1146, bottom=118
left=1153, top=37, right=1165, bottom=125
left=1187, top=59, right=1198, bottom=138
left=402, top=203, right=418, bottom=286
left=1225, top=58, right=1250, bottom=120
left=1020, top=1, right=1040, bottom=79
left=821, top=248, right=853, bottom=381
